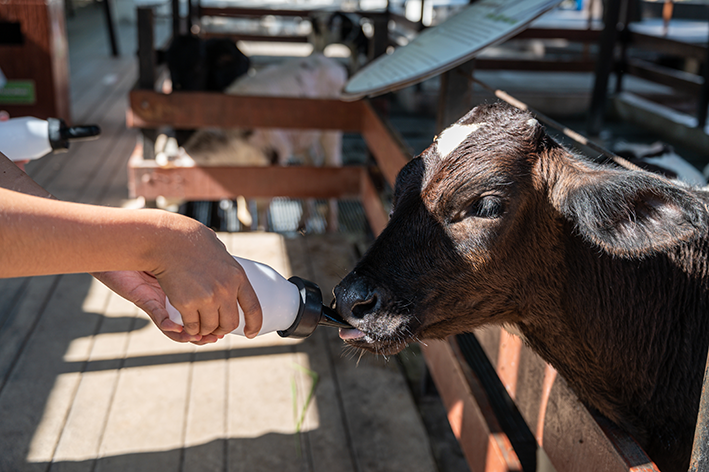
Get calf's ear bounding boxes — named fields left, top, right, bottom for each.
left=553, top=168, right=707, bottom=257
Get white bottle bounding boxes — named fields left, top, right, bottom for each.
left=166, top=256, right=350, bottom=338
left=0, top=116, right=100, bottom=162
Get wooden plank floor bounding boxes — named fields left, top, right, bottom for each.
left=0, top=5, right=439, bottom=472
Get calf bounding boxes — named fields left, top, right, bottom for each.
left=334, top=102, right=709, bottom=472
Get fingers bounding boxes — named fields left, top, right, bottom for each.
left=140, top=300, right=204, bottom=343
left=212, top=303, right=241, bottom=337
left=179, top=307, right=202, bottom=337
left=190, top=333, right=221, bottom=345
left=238, top=283, right=262, bottom=339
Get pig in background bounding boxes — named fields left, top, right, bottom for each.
left=157, top=53, right=347, bottom=232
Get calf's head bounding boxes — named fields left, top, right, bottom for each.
left=334, top=102, right=707, bottom=355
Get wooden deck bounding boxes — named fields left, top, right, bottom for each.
left=0, top=5, right=442, bottom=472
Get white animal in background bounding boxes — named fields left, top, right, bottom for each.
left=166, top=53, right=347, bottom=231
left=614, top=141, right=707, bottom=187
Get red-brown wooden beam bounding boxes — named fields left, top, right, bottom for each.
left=475, top=326, right=660, bottom=472
left=360, top=101, right=412, bottom=187
left=127, top=90, right=363, bottom=131
left=359, top=170, right=389, bottom=236
left=128, top=147, right=363, bottom=200
left=422, top=339, right=525, bottom=472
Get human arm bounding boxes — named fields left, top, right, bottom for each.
left=0, top=184, right=263, bottom=339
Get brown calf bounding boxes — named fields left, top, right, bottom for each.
left=334, top=102, right=709, bottom=472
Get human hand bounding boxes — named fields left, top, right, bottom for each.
left=92, top=270, right=219, bottom=344
left=149, top=214, right=263, bottom=339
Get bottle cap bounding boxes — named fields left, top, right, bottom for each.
left=278, top=276, right=352, bottom=338
left=278, top=277, right=323, bottom=338
left=48, top=118, right=102, bottom=152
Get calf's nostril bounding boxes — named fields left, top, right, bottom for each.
left=351, top=293, right=378, bottom=319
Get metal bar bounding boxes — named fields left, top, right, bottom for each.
left=697, top=15, right=709, bottom=130
left=200, top=32, right=309, bottom=43
left=626, top=58, right=703, bottom=95
left=628, top=31, right=707, bottom=61
left=472, top=58, right=596, bottom=72
left=467, top=75, right=642, bottom=172
left=137, top=9, right=156, bottom=90
left=102, top=0, right=120, bottom=56
left=587, top=0, right=624, bottom=135
left=172, top=0, right=181, bottom=36
left=186, top=0, right=193, bottom=34
left=513, top=28, right=601, bottom=42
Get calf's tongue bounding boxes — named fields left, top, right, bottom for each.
left=339, top=327, right=365, bottom=340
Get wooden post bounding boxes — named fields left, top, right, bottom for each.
left=136, top=8, right=157, bottom=160
left=436, top=60, right=475, bottom=133
left=369, top=11, right=389, bottom=61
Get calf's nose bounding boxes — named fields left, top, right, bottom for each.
left=334, top=276, right=381, bottom=320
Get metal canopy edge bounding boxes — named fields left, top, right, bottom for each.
left=342, top=0, right=565, bottom=101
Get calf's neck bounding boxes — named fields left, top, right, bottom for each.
left=334, top=102, right=709, bottom=471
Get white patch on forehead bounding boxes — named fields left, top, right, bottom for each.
left=435, top=123, right=482, bottom=159
left=527, top=118, right=538, bottom=127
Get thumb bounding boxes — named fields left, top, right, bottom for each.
left=141, top=300, right=184, bottom=333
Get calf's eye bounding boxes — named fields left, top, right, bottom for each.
left=454, top=196, right=504, bottom=221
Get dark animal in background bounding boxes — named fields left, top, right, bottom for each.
left=165, top=35, right=251, bottom=93
left=334, top=102, right=709, bottom=472
left=309, top=11, right=370, bottom=72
